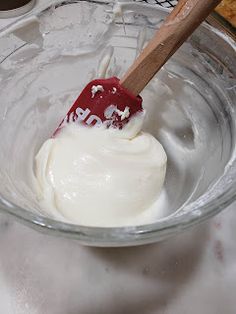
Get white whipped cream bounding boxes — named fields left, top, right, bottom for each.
left=91, top=85, right=104, bottom=98
left=35, top=115, right=167, bottom=227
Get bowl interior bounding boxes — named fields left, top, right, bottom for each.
left=0, top=0, right=235, bottom=245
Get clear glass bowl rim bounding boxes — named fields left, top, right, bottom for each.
left=0, top=0, right=235, bottom=246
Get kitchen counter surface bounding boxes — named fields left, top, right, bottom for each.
left=0, top=204, right=235, bottom=314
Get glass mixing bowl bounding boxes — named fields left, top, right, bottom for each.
left=0, top=0, right=235, bottom=246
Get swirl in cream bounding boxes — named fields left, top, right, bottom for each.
left=35, top=115, right=167, bottom=226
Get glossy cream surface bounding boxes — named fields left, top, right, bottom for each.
left=35, top=118, right=167, bottom=226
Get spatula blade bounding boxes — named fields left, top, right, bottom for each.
left=55, top=77, right=143, bottom=134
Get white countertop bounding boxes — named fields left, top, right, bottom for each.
left=0, top=203, right=236, bottom=313
left=0, top=1, right=236, bottom=313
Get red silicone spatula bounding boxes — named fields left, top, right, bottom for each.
left=56, top=0, right=221, bottom=133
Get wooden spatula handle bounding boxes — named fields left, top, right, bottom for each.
left=120, top=0, right=222, bottom=96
